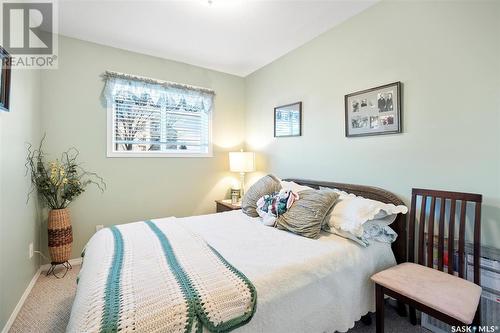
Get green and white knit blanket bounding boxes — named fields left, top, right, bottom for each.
left=67, top=219, right=257, bottom=333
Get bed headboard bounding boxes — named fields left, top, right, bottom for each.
left=284, top=178, right=407, bottom=264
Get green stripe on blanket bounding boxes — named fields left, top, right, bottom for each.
left=145, top=220, right=197, bottom=333
left=145, top=220, right=257, bottom=333
left=101, top=226, right=124, bottom=333
left=203, top=244, right=257, bottom=332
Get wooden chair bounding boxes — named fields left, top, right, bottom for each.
left=371, top=188, right=482, bottom=333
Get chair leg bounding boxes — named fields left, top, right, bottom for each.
left=409, top=306, right=417, bottom=325
left=376, top=284, right=384, bottom=333
left=396, top=300, right=407, bottom=317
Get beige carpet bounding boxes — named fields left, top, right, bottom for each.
left=9, top=265, right=80, bottom=333
left=9, top=265, right=427, bottom=333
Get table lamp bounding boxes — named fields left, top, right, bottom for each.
left=229, top=150, right=255, bottom=198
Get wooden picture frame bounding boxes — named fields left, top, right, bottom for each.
left=274, top=101, right=302, bottom=137
left=0, top=47, right=12, bottom=112
left=345, top=82, right=402, bottom=137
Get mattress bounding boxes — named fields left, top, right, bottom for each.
left=70, top=210, right=396, bottom=333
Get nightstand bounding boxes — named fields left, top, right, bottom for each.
left=215, top=199, right=241, bottom=213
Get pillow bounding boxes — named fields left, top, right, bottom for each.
left=363, top=222, right=398, bottom=244
left=367, top=213, right=398, bottom=226
left=324, top=223, right=369, bottom=247
left=256, top=189, right=300, bottom=226
left=241, top=174, right=281, bottom=217
left=275, top=189, right=339, bottom=239
left=325, top=221, right=397, bottom=247
left=320, top=187, right=407, bottom=237
left=280, top=181, right=314, bottom=193
left=280, top=183, right=335, bottom=229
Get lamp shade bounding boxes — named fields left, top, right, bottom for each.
left=229, top=151, right=255, bottom=173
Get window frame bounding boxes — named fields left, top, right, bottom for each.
left=105, top=81, right=213, bottom=158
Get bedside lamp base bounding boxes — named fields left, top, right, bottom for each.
left=239, top=172, right=246, bottom=199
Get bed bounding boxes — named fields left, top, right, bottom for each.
left=67, top=179, right=407, bottom=333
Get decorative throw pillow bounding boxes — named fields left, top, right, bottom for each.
left=241, top=174, right=281, bottom=217
left=275, top=189, right=339, bottom=239
left=256, top=189, right=300, bottom=226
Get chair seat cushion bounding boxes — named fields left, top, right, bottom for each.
left=371, top=262, right=482, bottom=324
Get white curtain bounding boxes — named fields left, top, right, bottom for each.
left=102, top=71, right=214, bottom=113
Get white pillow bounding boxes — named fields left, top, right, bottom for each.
left=367, top=213, right=398, bottom=226
left=326, top=219, right=398, bottom=247
left=281, top=181, right=314, bottom=193
left=321, top=188, right=407, bottom=238
left=363, top=222, right=398, bottom=245
left=327, top=225, right=369, bottom=247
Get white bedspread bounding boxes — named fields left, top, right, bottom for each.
left=177, top=210, right=395, bottom=333
left=72, top=210, right=396, bottom=333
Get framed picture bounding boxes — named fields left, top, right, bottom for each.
left=0, top=47, right=11, bottom=112
left=345, top=82, right=402, bottom=137
left=274, top=101, right=302, bottom=137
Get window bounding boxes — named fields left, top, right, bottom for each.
left=103, top=71, right=214, bottom=157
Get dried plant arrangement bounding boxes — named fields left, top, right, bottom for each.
left=26, top=135, right=106, bottom=276
left=26, top=135, right=106, bottom=209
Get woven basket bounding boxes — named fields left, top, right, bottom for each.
left=47, top=208, right=73, bottom=264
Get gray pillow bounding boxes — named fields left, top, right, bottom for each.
left=319, top=186, right=338, bottom=230
left=241, top=174, right=281, bottom=217
left=275, top=189, right=339, bottom=239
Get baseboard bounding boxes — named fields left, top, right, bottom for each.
left=1, top=267, right=41, bottom=333
left=40, top=257, right=82, bottom=272
left=1, top=257, right=82, bottom=333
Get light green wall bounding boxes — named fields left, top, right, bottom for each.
left=39, top=36, right=246, bottom=260
left=245, top=1, right=500, bottom=248
left=0, top=69, right=42, bottom=329
left=3, top=1, right=500, bottom=328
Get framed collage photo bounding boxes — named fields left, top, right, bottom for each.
left=345, top=82, right=402, bottom=137
left=0, top=46, right=11, bottom=112
left=274, top=101, right=302, bottom=137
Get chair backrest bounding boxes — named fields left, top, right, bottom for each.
left=408, top=188, right=482, bottom=285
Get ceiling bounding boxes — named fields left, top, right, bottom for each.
left=58, top=0, right=376, bottom=77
